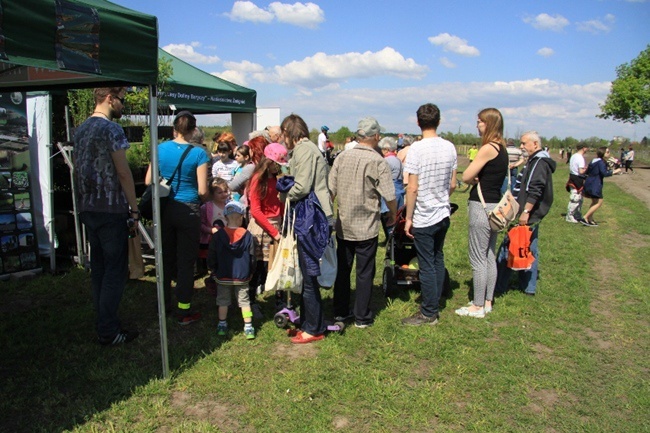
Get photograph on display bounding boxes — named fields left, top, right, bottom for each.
left=1, top=234, right=18, bottom=253
left=0, top=171, right=10, bottom=189
left=20, top=251, right=37, bottom=270
left=11, top=171, right=29, bottom=189
left=0, top=92, right=28, bottom=153
left=13, top=192, right=29, bottom=210
left=4, top=255, right=20, bottom=273
left=18, top=232, right=35, bottom=249
left=0, top=213, right=15, bottom=231
left=16, top=212, right=32, bottom=230
left=0, top=192, right=12, bottom=211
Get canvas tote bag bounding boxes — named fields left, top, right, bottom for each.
left=265, top=200, right=303, bottom=294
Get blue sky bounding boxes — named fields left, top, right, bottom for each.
left=114, top=0, right=650, bottom=140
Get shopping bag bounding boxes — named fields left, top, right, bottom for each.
left=128, top=233, right=145, bottom=279
left=506, top=225, right=535, bottom=271
left=317, top=234, right=337, bottom=288
left=265, top=201, right=303, bottom=294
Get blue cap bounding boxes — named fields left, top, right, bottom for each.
left=224, top=201, right=246, bottom=216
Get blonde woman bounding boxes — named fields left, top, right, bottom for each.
left=456, top=108, right=508, bottom=318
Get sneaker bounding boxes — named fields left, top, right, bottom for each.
left=217, top=322, right=228, bottom=336
left=178, top=312, right=201, bottom=326
left=589, top=220, right=599, bottom=227
left=99, top=329, right=139, bottom=346
left=354, top=321, right=373, bottom=329
left=579, top=218, right=592, bottom=227
left=565, top=217, right=579, bottom=223
left=333, top=312, right=354, bottom=323
left=455, top=306, right=485, bottom=318
left=468, top=301, right=492, bottom=314
left=244, top=326, right=255, bottom=340
left=401, top=312, right=439, bottom=326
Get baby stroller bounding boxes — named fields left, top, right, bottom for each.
left=382, top=203, right=458, bottom=298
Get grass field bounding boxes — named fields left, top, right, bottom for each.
left=1, top=163, right=648, bottom=433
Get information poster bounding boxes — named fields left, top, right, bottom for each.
left=0, top=91, right=39, bottom=275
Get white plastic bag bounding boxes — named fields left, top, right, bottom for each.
left=317, top=234, right=337, bottom=288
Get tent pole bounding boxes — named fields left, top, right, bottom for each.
left=150, top=86, right=170, bottom=379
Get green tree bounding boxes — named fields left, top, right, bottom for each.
left=67, top=89, right=95, bottom=127
left=598, top=45, right=650, bottom=123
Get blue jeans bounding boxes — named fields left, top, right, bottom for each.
left=495, top=224, right=539, bottom=295
left=413, top=218, right=450, bottom=318
left=298, top=243, right=326, bottom=335
left=80, top=211, right=129, bottom=339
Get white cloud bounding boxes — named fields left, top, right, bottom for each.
left=259, top=79, right=641, bottom=140
left=439, top=57, right=457, bottom=68
left=537, top=47, right=555, bottom=57
left=576, top=14, right=615, bottom=34
left=258, top=47, right=428, bottom=89
left=428, top=33, right=480, bottom=57
left=226, top=1, right=274, bottom=23
left=225, top=1, right=324, bottom=28
left=162, top=44, right=220, bottom=64
left=214, top=60, right=266, bottom=86
left=269, top=2, right=324, bottom=29
left=523, top=13, right=570, bottom=32
left=213, top=70, right=248, bottom=86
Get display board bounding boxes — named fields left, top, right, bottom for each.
left=0, top=92, right=40, bottom=275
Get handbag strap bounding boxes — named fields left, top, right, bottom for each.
left=164, top=145, right=193, bottom=186
left=477, top=168, right=511, bottom=209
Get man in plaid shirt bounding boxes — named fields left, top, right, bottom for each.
left=329, top=117, right=397, bottom=328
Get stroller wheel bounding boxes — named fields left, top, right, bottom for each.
left=274, top=312, right=289, bottom=328
left=382, top=267, right=398, bottom=298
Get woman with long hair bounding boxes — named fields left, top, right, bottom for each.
left=228, top=136, right=269, bottom=203
left=456, top=108, right=508, bottom=318
left=582, top=147, right=621, bottom=226
left=281, top=114, right=333, bottom=344
left=145, top=111, right=209, bottom=324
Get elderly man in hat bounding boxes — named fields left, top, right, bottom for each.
left=329, top=117, right=396, bottom=328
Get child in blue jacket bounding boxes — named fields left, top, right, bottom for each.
left=208, top=201, right=257, bottom=339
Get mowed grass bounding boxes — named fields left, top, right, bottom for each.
left=1, top=164, right=648, bottom=433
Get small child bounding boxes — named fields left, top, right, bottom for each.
left=211, top=141, right=239, bottom=182
left=208, top=201, right=257, bottom=339
left=199, top=178, right=230, bottom=277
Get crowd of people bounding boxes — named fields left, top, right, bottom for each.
left=76, top=86, right=630, bottom=347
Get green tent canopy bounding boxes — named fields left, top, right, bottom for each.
left=158, top=48, right=256, bottom=114
left=0, top=0, right=159, bottom=90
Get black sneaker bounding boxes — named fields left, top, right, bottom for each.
left=354, top=321, right=373, bottom=329
left=579, top=218, right=592, bottom=227
left=401, top=312, right=439, bottom=326
left=333, top=312, right=354, bottom=322
left=99, top=329, right=139, bottom=346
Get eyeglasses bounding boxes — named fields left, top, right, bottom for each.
left=114, top=95, right=126, bottom=105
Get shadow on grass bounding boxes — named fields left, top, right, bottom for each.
left=0, top=268, right=231, bottom=433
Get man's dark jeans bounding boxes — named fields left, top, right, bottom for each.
left=80, top=211, right=129, bottom=339
left=333, top=236, right=379, bottom=325
left=413, top=217, right=450, bottom=318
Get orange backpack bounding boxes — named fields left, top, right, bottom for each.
left=507, top=225, right=535, bottom=271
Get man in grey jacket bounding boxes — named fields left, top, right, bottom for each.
left=495, top=131, right=556, bottom=296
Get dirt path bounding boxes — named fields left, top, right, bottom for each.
left=607, top=165, right=650, bottom=211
